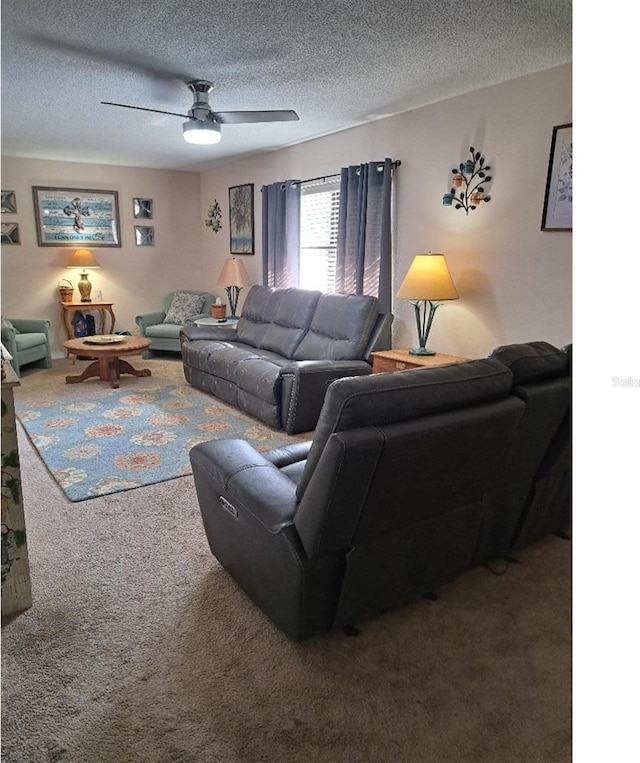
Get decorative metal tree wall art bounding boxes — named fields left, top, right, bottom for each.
left=205, top=200, right=222, bottom=233
left=443, top=147, right=492, bottom=214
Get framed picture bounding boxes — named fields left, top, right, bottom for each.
left=541, top=123, right=572, bottom=231
left=229, top=183, right=254, bottom=254
left=1, top=223, right=21, bottom=244
left=133, top=198, right=153, bottom=219
left=1, top=191, right=17, bottom=214
left=134, top=225, right=154, bottom=246
left=32, top=186, right=121, bottom=246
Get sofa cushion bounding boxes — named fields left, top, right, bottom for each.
left=293, top=293, right=380, bottom=361
left=236, top=286, right=321, bottom=358
left=490, top=341, right=568, bottom=385
left=145, top=323, right=183, bottom=339
left=15, top=332, right=47, bottom=351
left=297, top=358, right=514, bottom=497
left=163, top=292, right=206, bottom=324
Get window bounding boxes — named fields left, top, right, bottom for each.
left=299, top=180, right=340, bottom=292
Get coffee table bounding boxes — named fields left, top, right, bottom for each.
left=63, top=336, right=152, bottom=388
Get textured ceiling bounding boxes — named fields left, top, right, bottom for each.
left=1, top=0, right=572, bottom=172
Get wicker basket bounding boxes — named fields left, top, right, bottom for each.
left=211, top=303, right=226, bottom=319
left=58, top=279, right=74, bottom=303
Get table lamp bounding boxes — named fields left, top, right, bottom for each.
left=396, top=253, right=459, bottom=355
left=67, top=249, right=101, bottom=303
left=216, top=258, right=251, bottom=318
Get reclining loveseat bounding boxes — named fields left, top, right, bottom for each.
left=189, top=342, right=571, bottom=641
left=181, top=285, right=392, bottom=434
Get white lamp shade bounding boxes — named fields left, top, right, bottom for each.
left=67, top=249, right=100, bottom=269
left=217, top=258, right=251, bottom=287
left=182, top=120, right=222, bottom=145
left=396, top=254, right=458, bottom=301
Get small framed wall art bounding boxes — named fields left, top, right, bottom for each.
left=134, top=225, right=154, bottom=246
left=133, top=198, right=153, bottom=219
left=229, top=183, right=254, bottom=254
left=1, top=191, right=17, bottom=214
left=1, top=223, right=21, bottom=244
left=541, top=123, right=572, bottom=231
left=32, top=186, right=121, bottom=246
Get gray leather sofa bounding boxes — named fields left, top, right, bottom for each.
left=189, top=342, right=571, bottom=641
left=180, top=285, right=392, bottom=434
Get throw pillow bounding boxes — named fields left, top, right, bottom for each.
left=163, top=292, right=206, bottom=324
left=1, top=317, right=18, bottom=333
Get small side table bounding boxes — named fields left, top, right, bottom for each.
left=61, top=301, right=116, bottom=354
left=193, top=316, right=239, bottom=328
left=371, top=349, right=468, bottom=374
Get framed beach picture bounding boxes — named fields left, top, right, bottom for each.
left=229, top=183, right=254, bottom=254
left=32, top=186, right=121, bottom=246
left=541, top=124, right=572, bottom=231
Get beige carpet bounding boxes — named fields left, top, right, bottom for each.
left=1, top=363, right=572, bottom=762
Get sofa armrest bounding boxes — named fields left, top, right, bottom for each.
left=181, top=325, right=238, bottom=343
left=189, top=439, right=299, bottom=533
left=279, top=359, right=373, bottom=434
left=135, top=311, right=166, bottom=334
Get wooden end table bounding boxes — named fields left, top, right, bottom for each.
left=60, top=301, right=116, bottom=356
left=64, top=336, right=152, bottom=389
left=371, top=349, right=468, bottom=374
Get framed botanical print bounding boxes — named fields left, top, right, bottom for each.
left=541, top=124, right=572, bottom=231
left=228, top=183, right=254, bottom=254
left=32, top=186, right=121, bottom=246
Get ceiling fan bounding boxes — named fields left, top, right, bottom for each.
left=101, top=80, right=299, bottom=145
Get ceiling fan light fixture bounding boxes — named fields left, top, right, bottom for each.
left=182, top=120, right=221, bottom=145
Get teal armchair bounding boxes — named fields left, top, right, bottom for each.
left=135, top=290, right=216, bottom=357
left=1, top=318, right=52, bottom=378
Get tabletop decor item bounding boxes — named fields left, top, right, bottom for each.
left=396, top=253, right=459, bottom=355
left=229, top=184, right=254, bottom=254
left=83, top=335, right=126, bottom=345
left=541, top=123, right=572, bottom=231
left=32, top=187, right=121, bottom=246
left=443, top=147, right=492, bottom=214
left=58, top=279, right=74, bottom=302
left=66, top=249, right=101, bottom=302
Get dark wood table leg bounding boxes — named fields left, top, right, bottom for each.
left=65, top=361, right=102, bottom=384
left=116, top=359, right=152, bottom=380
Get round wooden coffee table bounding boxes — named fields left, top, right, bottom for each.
left=63, top=336, right=152, bottom=389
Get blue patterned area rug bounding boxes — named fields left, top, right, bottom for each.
left=14, top=359, right=308, bottom=502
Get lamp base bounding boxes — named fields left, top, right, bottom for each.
left=409, top=347, right=436, bottom=356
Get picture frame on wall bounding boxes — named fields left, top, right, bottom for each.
left=229, top=183, right=254, bottom=254
left=541, top=123, right=572, bottom=231
left=32, top=186, right=121, bottom=246
left=134, top=225, right=154, bottom=246
left=1, top=223, right=20, bottom=245
left=133, top=198, right=153, bottom=219
left=1, top=191, right=17, bottom=214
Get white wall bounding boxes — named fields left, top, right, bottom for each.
left=1, top=64, right=571, bottom=360
left=0, top=158, right=202, bottom=355
left=198, top=64, right=572, bottom=358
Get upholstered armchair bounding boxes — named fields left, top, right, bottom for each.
left=190, top=358, right=525, bottom=640
left=135, top=290, right=216, bottom=357
left=1, top=318, right=52, bottom=378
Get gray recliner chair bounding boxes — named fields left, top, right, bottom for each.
left=190, top=358, right=525, bottom=641
left=1, top=317, right=52, bottom=378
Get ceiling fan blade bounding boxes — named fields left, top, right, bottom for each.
left=214, top=110, right=300, bottom=124
left=101, top=102, right=192, bottom=119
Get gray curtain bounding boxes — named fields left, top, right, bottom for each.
left=335, top=158, right=393, bottom=314
left=261, top=180, right=301, bottom=288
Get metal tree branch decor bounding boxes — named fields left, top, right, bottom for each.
left=205, top=200, right=222, bottom=233
left=443, top=147, right=492, bottom=214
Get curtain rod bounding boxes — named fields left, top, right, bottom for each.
left=260, top=160, right=401, bottom=191
left=292, top=159, right=401, bottom=187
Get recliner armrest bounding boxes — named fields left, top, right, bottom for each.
left=279, top=359, right=373, bottom=434
left=181, top=325, right=238, bottom=343
left=189, top=439, right=298, bottom=533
